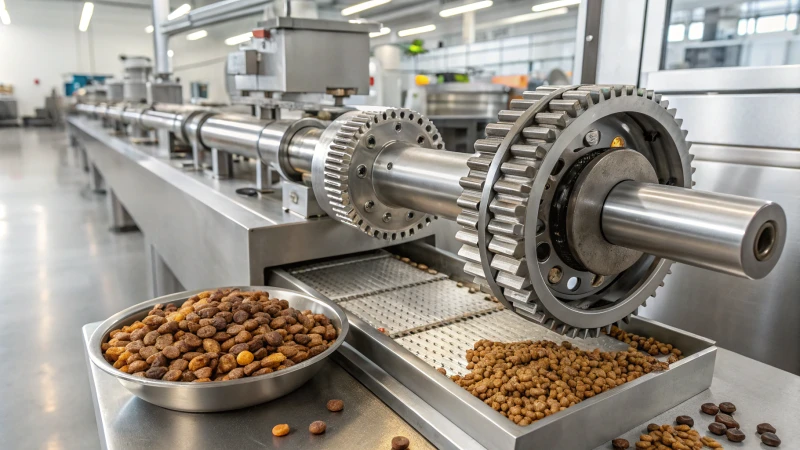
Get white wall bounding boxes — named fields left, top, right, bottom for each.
left=0, top=0, right=153, bottom=116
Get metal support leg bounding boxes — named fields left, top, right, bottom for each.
left=107, top=189, right=138, bottom=232
left=80, top=148, right=90, bottom=173
left=90, top=163, right=106, bottom=194
left=256, top=162, right=274, bottom=192
left=211, top=148, right=233, bottom=179
left=145, top=240, right=185, bottom=297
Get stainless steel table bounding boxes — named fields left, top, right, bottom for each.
left=82, top=323, right=433, bottom=450
left=593, top=350, right=800, bottom=450
left=84, top=321, right=799, bottom=450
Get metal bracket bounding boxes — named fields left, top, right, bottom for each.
left=282, top=181, right=326, bottom=218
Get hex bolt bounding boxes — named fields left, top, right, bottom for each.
left=584, top=129, right=600, bottom=146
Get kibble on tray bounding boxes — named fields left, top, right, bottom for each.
left=450, top=340, right=671, bottom=426
left=101, top=288, right=338, bottom=382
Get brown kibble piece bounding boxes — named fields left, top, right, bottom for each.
left=708, top=422, right=726, bottom=436
left=761, top=432, right=781, bottom=447
left=391, top=436, right=410, bottom=450
left=327, top=399, right=344, bottom=412
left=436, top=367, right=447, bottom=375
left=718, top=402, right=736, bottom=414
left=726, top=428, right=745, bottom=442
left=715, top=413, right=739, bottom=429
left=236, top=350, right=254, bottom=366
left=309, top=421, right=326, bottom=435
left=701, top=403, right=719, bottom=415
left=757, top=423, right=777, bottom=434
left=676, top=415, right=694, bottom=427
left=612, top=438, right=630, bottom=449
left=646, top=424, right=660, bottom=432
left=272, top=424, right=290, bottom=437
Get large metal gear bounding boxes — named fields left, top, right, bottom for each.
left=456, top=84, right=693, bottom=338
left=312, top=108, right=445, bottom=240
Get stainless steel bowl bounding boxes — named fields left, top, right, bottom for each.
left=88, top=286, right=349, bottom=412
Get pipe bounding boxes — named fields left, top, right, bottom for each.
left=371, top=142, right=471, bottom=221
left=151, top=0, right=171, bottom=78
left=159, top=0, right=269, bottom=36
left=198, top=115, right=267, bottom=159
left=602, top=181, right=786, bottom=279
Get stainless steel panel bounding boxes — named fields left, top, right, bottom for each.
left=69, top=117, right=436, bottom=290
left=663, top=94, right=800, bottom=150
left=647, top=65, right=800, bottom=94
left=641, top=160, right=800, bottom=375
left=270, top=246, right=717, bottom=450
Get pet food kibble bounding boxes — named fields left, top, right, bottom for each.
left=761, top=432, right=781, bottom=447
left=391, top=436, right=410, bottom=450
left=612, top=438, right=630, bottom=449
left=676, top=415, right=694, bottom=427
left=726, top=428, right=745, bottom=442
left=701, top=403, right=719, bottom=415
left=715, top=413, right=739, bottom=429
left=101, top=289, right=338, bottom=384
left=309, top=421, right=326, bottom=435
left=718, top=402, right=736, bottom=414
left=326, top=399, right=344, bottom=412
left=708, top=422, right=727, bottom=436
left=272, top=424, right=290, bottom=437
left=757, top=423, right=777, bottom=434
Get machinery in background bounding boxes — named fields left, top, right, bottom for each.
left=0, top=83, right=18, bottom=127
left=190, top=82, right=208, bottom=104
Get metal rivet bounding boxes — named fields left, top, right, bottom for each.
left=382, top=212, right=392, bottom=223
left=365, top=200, right=374, bottom=212
left=585, top=35, right=594, bottom=42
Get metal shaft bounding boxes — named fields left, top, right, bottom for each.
left=602, top=181, right=786, bottom=279
left=372, top=143, right=471, bottom=221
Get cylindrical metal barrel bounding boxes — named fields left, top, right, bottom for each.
left=602, top=181, right=786, bottom=279
left=140, top=110, right=180, bottom=132
left=199, top=115, right=267, bottom=159
left=286, top=127, right=321, bottom=175
left=372, top=142, right=471, bottom=221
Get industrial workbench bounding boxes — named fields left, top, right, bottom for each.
left=84, top=322, right=800, bottom=450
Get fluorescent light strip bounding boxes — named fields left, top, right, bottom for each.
left=167, top=3, right=191, bottom=21
left=225, top=32, right=253, bottom=46
left=440, top=1, right=493, bottom=17
left=145, top=25, right=154, bottom=33
left=187, top=29, right=208, bottom=40
left=341, top=0, right=391, bottom=16
left=490, top=7, right=568, bottom=26
left=532, top=0, right=579, bottom=12
left=369, top=27, right=391, bottom=38
left=398, top=24, right=436, bottom=37
left=0, top=9, right=9, bottom=25
left=79, top=2, right=94, bottom=32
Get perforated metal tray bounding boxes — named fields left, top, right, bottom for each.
left=271, top=244, right=717, bottom=450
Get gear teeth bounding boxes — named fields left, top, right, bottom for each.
left=457, top=84, right=687, bottom=338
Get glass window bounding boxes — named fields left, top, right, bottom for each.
left=662, top=0, right=800, bottom=70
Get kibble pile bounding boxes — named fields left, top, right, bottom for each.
left=613, top=423, right=723, bottom=449
left=450, top=340, right=670, bottom=426
left=102, top=289, right=338, bottom=382
left=605, top=325, right=684, bottom=364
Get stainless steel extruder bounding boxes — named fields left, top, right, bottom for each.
left=72, top=82, right=791, bottom=449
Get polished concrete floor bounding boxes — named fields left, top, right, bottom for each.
left=0, top=127, right=148, bottom=449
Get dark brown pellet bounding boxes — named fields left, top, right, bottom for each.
left=761, top=432, right=781, bottom=447
left=757, top=423, right=777, bottom=434
left=715, top=413, right=739, bottom=429
left=701, top=403, right=719, bottom=415
left=646, top=424, right=660, bottom=432
left=309, top=421, right=326, bottom=435
left=676, top=415, right=694, bottom=427
left=611, top=437, right=630, bottom=449
left=708, top=422, right=727, bottom=436
left=391, top=436, right=410, bottom=450
left=726, top=428, right=745, bottom=442
left=719, top=401, right=736, bottom=414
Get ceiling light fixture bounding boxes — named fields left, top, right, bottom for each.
left=369, top=27, right=391, bottom=38
left=532, top=0, right=579, bottom=12
left=225, top=31, right=253, bottom=46
left=341, top=0, right=391, bottom=16
left=439, top=1, right=493, bottom=17
left=187, top=29, right=208, bottom=40
left=167, top=3, right=191, bottom=21
left=486, top=7, right=568, bottom=27
left=79, top=2, right=94, bottom=32
left=398, top=24, right=436, bottom=37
